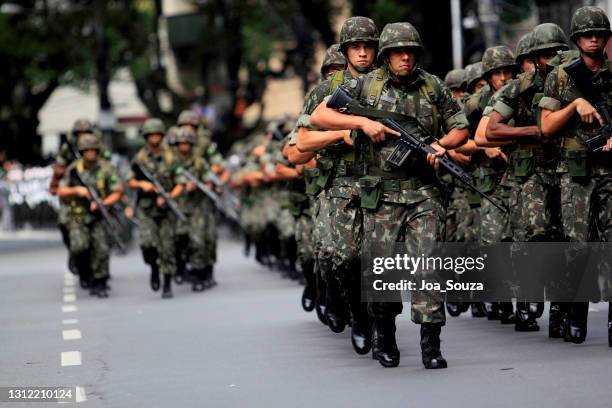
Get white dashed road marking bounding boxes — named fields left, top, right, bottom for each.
left=62, top=329, right=82, bottom=340
left=61, top=351, right=82, bottom=366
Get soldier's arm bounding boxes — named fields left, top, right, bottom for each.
left=57, top=171, right=89, bottom=200
left=486, top=82, right=539, bottom=141
left=285, top=142, right=315, bottom=164
left=295, top=127, right=352, bottom=152
left=274, top=162, right=299, bottom=180
left=127, top=163, right=156, bottom=193
left=101, top=168, right=124, bottom=207
left=475, top=115, right=511, bottom=147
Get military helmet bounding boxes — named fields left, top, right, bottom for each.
left=481, top=46, right=517, bottom=77
left=177, top=110, right=199, bottom=127
left=529, top=23, right=569, bottom=54
left=176, top=127, right=196, bottom=145
left=77, top=133, right=101, bottom=151
left=515, top=32, right=533, bottom=62
left=570, top=6, right=612, bottom=41
left=141, top=118, right=166, bottom=137
left=339, top=16, right=379, bottom=53
left=72, top=118, right=94, bottom=134
left=465, top=62, right=484, bottom=92
left=377, top=22, right=424, bottom=62
left=444, top=68, right=467, bottom=90
left=165, top=126, right=179, bottom=146
left=321, top=44, right=347, bottom=74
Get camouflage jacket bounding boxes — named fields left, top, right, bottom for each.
left=59, top=158, right=121, bottom=224
left=175, top=153, right=212, bottom=214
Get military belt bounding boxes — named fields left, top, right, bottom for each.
left=381, top=178, right=424, bottom=192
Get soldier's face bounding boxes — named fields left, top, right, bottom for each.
left=322, top=64, right=345, bottom=78
left=346, top=42, right=376, bottom=71
left=471, top=79, right=488, bottom=93
left=533, top=49, right=561, bottom=73
left=576, top=32, right=608, bottom=54
left=388, top=47, right=417, bottom=77
left=178, top=142, right=192, bottom=153
left=82, top=149, right=98, bottom=162
left=146, top=133, right=163, bottom=147
left=519, top=57, right=535, bottom=73
left=487, top=67, right=514, bottom=91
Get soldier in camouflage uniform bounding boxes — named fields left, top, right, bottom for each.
left=540, top=6, right=612, bottom=346
left=49, top=119, right=111, bottom=283
left=485, top=23, right=569, bottom=332
left=445, top=68, right=467, bottom=101
left=128, top=118, right=185, bottom=299
left=173, top=127, right=216, bottom=291
left=464, top=62, right=487, bottom=96
left=515, top=31, right=536, bottom=74
left=57, top=134, right=123, bottom=297
left=312, top=22, right=470, bottom=368
left=296, top=17, right=379, bottom=352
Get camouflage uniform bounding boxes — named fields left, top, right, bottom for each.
left=539, top=6, right=612, bottom=344
left=129, top=145, right=184, bottom=278
left=59, top=136, right=122, bottom=293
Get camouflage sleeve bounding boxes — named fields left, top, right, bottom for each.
left=173, top=163, right=187, bottom=185
left=106, top=164, right=122, bottom=192
left=58, top=164, right=76, bottom=188
left=539, top=68, right=562, bottom=112
left=304, top=81, right=331, bottom=115
left=434, top=75, right=469, bottom=132
left=483, top=89, right=503, bottom=117
left=492, top=79, right=520, bottom=120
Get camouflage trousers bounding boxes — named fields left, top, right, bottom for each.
left=68, top=218, right=110, bottom=279
left=175, top=202, right=216, bottom=270
left=480, top=183, right=512, bottom=244
left=277, top=207, right=296, bottom=241
left=295, top=208, right=314, bottom=269
left=507, top=169, right=562, bottom=242
left=560, top=171, right=612, bottom=300
left=241, top=190, right=267, bottom=238
left=138, top=212, right=176, bottom=276
left=363, top=189, right=446, bottom=324
left=202, top=199, right=217, bottom=265
left=445, top=187, right=480, bottom=242
left=312, top=191, right=334, bottom=282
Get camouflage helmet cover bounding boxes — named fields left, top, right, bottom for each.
left=176, top=127, right=196, bottom=144
left=378, top=22, right=424, bottom=62
left=529, top=23, right=569, bottom=54
left=515, top=32, right=533, bottom=62
left=339, top=16, right=379, bottom=52
left=481, top=46, right=517, bottom=76
left=72, top=118, right=94, bottom=134
left=141, top=118, right=166, bottom=137
left=465, top=62, right=484, bottom=91
left=444, top=68, right=467, bottom=90
left=321, top=44, right=347, bottom=74
left=570, top=6, right=612, bottom=41
left=177, top=110, right=199, bottom=127
left=165, top=126, right=179, bottom=146
left=77, top=133, right=101, bottom=151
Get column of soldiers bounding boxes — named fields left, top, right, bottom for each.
left=50, top=110, right=224, bottom=299
left=238, top=7, right=611, bottom=369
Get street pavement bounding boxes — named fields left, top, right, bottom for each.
left=0, top=233, right=610, bottom=408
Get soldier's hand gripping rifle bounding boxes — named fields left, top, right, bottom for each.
left=564, top=58, right=612, bottom=152
left=182, top=170, right=240, bottom=223
left=131, top=162, right=188, bottom=223
left=326, top=87, right=507, bottom=213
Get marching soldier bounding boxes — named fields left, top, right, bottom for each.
left=57, top=134, right=123, bottom=298
left=540, top=6, right=612, bottom=345
left=128, top=118, right=185, bottom=299
left=311, top=22, right=469, bottom=368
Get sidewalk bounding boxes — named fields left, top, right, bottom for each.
left=0, top=229, right=63, bottom=253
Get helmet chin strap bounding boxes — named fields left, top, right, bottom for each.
left=352, top=64, right=370, bottom=74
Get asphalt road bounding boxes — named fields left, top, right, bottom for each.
left=0, top=233, right=610, bottom=408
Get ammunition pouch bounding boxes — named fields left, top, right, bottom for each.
left=358, top=175, right=383, bottom=210
left=563, top=148, right=589, bottom=178
left=474, top=166, right=499, bottom=194
left=315, top=157, right=334, bottom=189
left=511, top=148, right=536, bottom=178
left=303, top=168, right=322, bottom=196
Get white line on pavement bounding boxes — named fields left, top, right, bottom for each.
left=61, top=351, right=82, bottom=366
left=63, top=294, right=76, bottom=303
left=62, top=305, right=78, bottom=313
left=75, top=386, right=87, bottom=402
left=63, top=286, right=76, bottom=293
left=62, top=319, right=79, bottom=325
left=62, top=329, right=82, bottom=340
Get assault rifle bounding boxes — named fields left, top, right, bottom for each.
left=564, top=58, right=612, bottom=151
left=326, top=87, right=507, bottom=213
left=182, top=170, right=240, bottom=223
left=131, top=162, right=187, bottom=222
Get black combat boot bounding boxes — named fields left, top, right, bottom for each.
left=420, top=323, right=448, bottom=369
left=96, top=278, right=109, bottom=298
left=372, top=318, right=400, bottom=368
left=314, top=268, right=328, bottom=325
left=564, top=302, right=588, bottom=344
left=470, top=303, right=486, bottom=318
left=350, top=304, right=373, bottom=355
left=499, top=302, right=515, bottom=324
left=325, top=279, right=348, bottom=333
left=446, top=302, right=463, bottom=317
left=174, top=239, right=187, bottom=285
left=203, top=265, right=216, bottom=288
left=485, top=302, right=500, bottom=320
left=548, top=302, right=567, bottom=338
left=150, top=263, right=160, bottom=292
left=515, top=302, right=539, bottom=332
left=608, top=303, right=611, bottom=347
left=192, top=269, right=206, bottom=292
left=162, top=274, right=173, bottom=299
left=142, top=247, right=160, bottom=291
left=301, top=263, right=316, bottom=312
